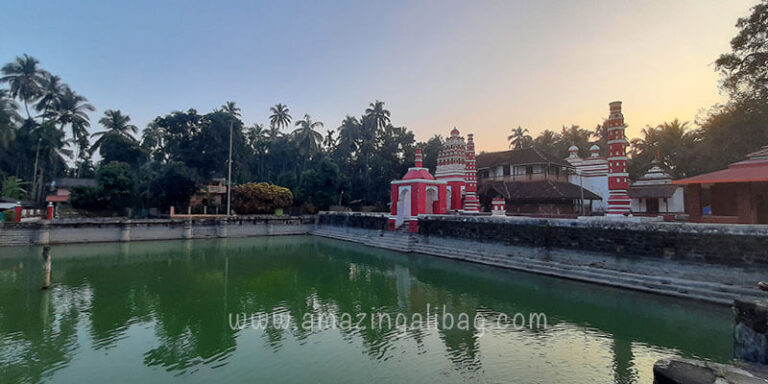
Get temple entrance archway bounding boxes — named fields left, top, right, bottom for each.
left=396, top=188, right=411, bottom=228
left=426, top=187, right=438, bottom=214
left=647, top=198, right=659, bottom=214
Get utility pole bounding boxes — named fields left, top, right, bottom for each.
left=579, top=171, right=585, bottom=215
left=226, top=120, right=233, bottom=216
left=32, top=138, right=42, bottom=204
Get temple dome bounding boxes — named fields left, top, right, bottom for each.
left=402, top=167, right=435, bottom=180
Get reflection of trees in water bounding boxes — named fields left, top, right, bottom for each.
left=612, top=337, right=638, bottom=384
left=0, top=252, right=86, bottom=384
left=0, top=236, right=732, bottom=383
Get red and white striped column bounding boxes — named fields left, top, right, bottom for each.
left=462, top=133, right=480, bottom=212
left=605, top=101, right=631, bottom=216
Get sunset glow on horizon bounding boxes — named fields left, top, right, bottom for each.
left=1, top=0, right=757, bottom=152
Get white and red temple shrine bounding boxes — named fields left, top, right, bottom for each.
left=388, top=149, right=448, bottom=232
left=389, top=128, right=479, bottom=232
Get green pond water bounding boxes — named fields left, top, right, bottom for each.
left=0, top=236, right=731, bottom=383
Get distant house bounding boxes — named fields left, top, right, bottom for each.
left=476, top=147, right=601, bottom=214
left=674, top=145, right=768, bottom=224
left=45, top=178, right=98, bottom=204
left=628, top=161, right=684, bottom=215
left=189, top=178, right=228, bottom=213
left=0, top=196, right=34, bottom=210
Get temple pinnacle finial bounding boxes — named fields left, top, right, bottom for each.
left=415, top=148, right=423, bottom=167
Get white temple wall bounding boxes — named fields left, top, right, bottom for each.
left=669, top=187, right=685, bottom=212
left=568, top=174, right=609, bottom=213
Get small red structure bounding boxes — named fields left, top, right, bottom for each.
left=675, top=145, right=768, bottom=224
left=47, top=202, right=54, bottom=220
left=388, top=149, right=448, bottom=232
left=14, top=202, right=21, bottom=223
left=605, top=101, right=631, bottom=216
left=491, top=197, right=506, bottom=215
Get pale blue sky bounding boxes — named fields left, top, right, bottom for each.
left=1, top=0, right=757, bottom=151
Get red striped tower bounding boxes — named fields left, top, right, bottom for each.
left=462, top=133, right=480, bottom=212
left=605, top=101, right=631, bottom=216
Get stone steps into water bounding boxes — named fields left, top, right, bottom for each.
left=311, top=228, right=762, bottom=305
left=0, top=231, right=35, bottom=246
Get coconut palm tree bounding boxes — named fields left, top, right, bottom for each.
left=35, top=73, right=66, bottom=117
left=507, top=126, right=532, bottom=149
left=91, top=110, right=138, bottom=154
left=246, top=123, right=267, bottom=149
left=0, top=89, right=20, bottom=149
left=293, top=114, right=323, bottom=156
left=533, top=129, right=561, bottom=154
left=47, top=88, right=94, bottom=141
left=0, top=54, right=47, bottom=119
left=93, top=109, right=138, bottom=139
left=221, top=101, right=241, bottom=118
left=364, top=100, right=390, bottom=130
left=46, top=88, right=94, bottom=177
left=630, top=119, right=699, bottom=178
left=29, top=121, right=73, bottom=200
left=337, top=115, right=362, bottom=153
left=269, top=103, right=292, bottom=131
left=560, top=124, right=593, bottom=150
left=323, top=129, right=336, bottom=150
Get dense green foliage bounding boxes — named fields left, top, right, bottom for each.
left=1, top=177, right=28, bottom=200
left=70, top=161, right=135, bottom=211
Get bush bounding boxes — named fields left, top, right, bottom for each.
left=70, top=161, right=136, bottom=212
left=232, top=182, right=293, bottom=214
left=2, top=209, right=16, bottom=222
left=70, top=186, right=104, bottom=211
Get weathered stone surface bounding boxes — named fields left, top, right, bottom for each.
left=316, top=212, right=768, bottom=265
left=417, top=215, right=768, bottom=266
left=653, top=358, right=767, bottom=384
left=318, top=212, right=388, bottom=231
left=735, top=299, right=768, bottom=363
left=0, top=216, right=316, bottom=246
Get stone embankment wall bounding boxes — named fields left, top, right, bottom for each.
left=0, top=216, right=315, bottom=247
left=418, top=215, right=768, bottom=266
left=318, top=212, right=768, bottom=265
left=317, top=211, right=388, bottom=231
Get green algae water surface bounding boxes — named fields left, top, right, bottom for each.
left=0, top=236, right=731, bottom=383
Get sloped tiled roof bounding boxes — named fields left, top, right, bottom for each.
left=476, top=148, right=571, bottom=170
left=674, top=146, right=768, bottom=185
left=628, top=184, right=679, bottom=198
left=478, top=180, right=601, bottom=201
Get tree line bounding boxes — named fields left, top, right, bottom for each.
left=0, top=56, right=429, bottom=213
left=1, top=0, right=766, bottom=213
